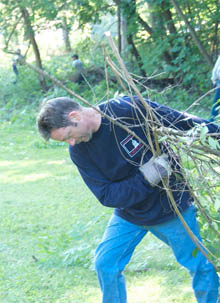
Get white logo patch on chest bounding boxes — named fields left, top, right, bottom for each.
left=120, top=135, right=143, bottom=157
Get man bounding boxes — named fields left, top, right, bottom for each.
left=37, top=95, right=220, bottom=303
left=72, top=54, right=84, bottom=83
left=210, top=54, right=220, bottom=122
left=12, top=48, right=22, bottom=84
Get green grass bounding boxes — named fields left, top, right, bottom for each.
left=0, top=121, right=196, bottom=303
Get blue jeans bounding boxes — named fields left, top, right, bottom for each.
left=94, top=206, right=219, bottom=303
left=210, top=79, right=220, bottom=122
left=12, top=63, right=19, bottom=76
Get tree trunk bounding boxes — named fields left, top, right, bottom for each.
left=121, top=12, right=128, bottom=55
left=127, top=34, right=146, bottom=77
left=161, top=0, right=177, bottom=35
left=20, top=8, right=47, bottom=90
left=117, top=3, right=122, bottom=54
left=170, top=0, right=213, bottom=67
left=140, top=0, right=174, bottom=67
left=212, top=0, right=219, bottom=58
left=113, top=0, right=124, bottom=54
left=121, top=0, right=147, bottom=75
left=61, top=15, right=72, bottom=53
left=137, top=15, right=153, bottom=35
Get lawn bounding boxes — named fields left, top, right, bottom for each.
left=0, top=120, right=196, bottom=303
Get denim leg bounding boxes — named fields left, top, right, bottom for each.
left=150, top=206, right=219, bottom=303
left=210, top=80, right=220, bottom=121
left=94, top=214, right=147, bottom=303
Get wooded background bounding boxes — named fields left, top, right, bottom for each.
left=1, top=0, right=219, bottom=91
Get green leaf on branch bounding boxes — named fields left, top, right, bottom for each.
left=214, top=199, right=220, bottom=211
left=208, top=137, right=220, bottom=150
left=192, top=247, right=199, bottom=258
left=158, top=135, right=168, bottom=142
left=199, top=125, right=208, bottom=144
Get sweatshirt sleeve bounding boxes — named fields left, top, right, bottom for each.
left=117, top=96, right=220, bottom=134
left=154, top=104, right=220, bottom=133
left=131, top=97, right=220, bottom=134
left=69, top=147, right=156, bottom=209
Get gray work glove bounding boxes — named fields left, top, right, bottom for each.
left=139, top=154, right=171, bottom=186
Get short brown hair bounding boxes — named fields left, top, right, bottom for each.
left=37, top=97, right=81, bottom=141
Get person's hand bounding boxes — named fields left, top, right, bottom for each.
left=139, top=154, right=171, bottom=186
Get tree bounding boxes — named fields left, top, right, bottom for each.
left=170, top=0, right=213, bottom=66
left=60, top=15, right=72, bottom=53
left=0, top=0, right=61, bottom=90
left=20, top=7, right=46, bottom=90
left=1, top=0, right=219, bottom=88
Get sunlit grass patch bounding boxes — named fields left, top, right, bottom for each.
left=0, top=122, right=206, bottom=303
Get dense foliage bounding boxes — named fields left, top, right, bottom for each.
left=0, top=0, right=219, bottom=89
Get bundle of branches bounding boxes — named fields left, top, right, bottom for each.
left=21, top=33, right=220, bottom=271
left=103, top=33, right=220, bottom=271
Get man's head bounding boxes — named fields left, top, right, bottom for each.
left=37, top=97, right=101, bottom=146
left=72, top=54, right=78, bottom=60
left=37, top=97, right=82, bottom=141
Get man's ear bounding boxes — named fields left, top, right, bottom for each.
left=68, top=111, right=81, bottom=122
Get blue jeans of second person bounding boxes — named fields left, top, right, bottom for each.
left=94, top=206, right=219, bottom=303
left=210, top=79, right=220, bottom=122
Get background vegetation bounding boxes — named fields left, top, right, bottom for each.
left=0, top=0, right=219, bottom=301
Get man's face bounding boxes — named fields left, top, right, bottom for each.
left=50, top=111, right=93, bottom=146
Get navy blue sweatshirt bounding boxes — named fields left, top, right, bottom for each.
left=69, top=96, right=220, bottom=225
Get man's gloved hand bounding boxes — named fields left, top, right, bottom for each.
left=139, top=154, right=171, bottom=186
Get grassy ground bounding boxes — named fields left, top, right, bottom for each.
left=0, top=120, right=196, bottom=303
